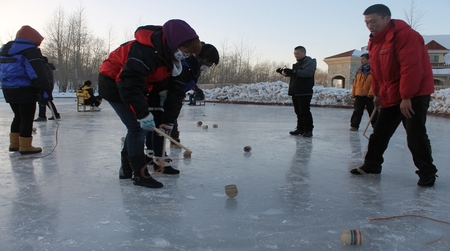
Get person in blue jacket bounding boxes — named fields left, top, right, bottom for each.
left=0, top=26, right=53, bottom=154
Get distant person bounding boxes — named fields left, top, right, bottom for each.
left=349, top=53, right=378, bottom=131
left=276, top=46, right=317, bottom=137
left=188, top=85, right=204, bottom=105
left=0, top=25, right=53, bottom=154
left=350, top=4, right=438, bottom=187
left=35, top=56, right=61, bottom=121
left=98, top=19, right=201, bottom=188
left=77, top=80, right=102, bottom=111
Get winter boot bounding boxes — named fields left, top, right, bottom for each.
left=170, top=131, right=181, bottom=148
left=9, top=133, right=20, bottom=151
left=19, top=136, right=42, bottom=154
left=129, top=155, right=163, bottom=188
left=119, top=151, right=133, bottom=179
left=289, top=129, right=303, bottom=135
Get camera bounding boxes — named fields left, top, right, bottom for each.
left=276, top=67, right=284, bottom=74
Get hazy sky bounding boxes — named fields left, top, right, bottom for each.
left=1, top=0, right=449, bottom=70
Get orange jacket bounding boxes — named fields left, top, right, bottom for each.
left=351, top=66, right=373, bottom=97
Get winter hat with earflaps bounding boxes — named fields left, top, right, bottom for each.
left=162, top=19, right=198, bottom=53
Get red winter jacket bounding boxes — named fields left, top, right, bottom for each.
left=99, top=25, right=173, bottom=119
left=367, top=19, right=434, bottom=108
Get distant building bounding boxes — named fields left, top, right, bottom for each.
left=323, top=35, right=450, bottom=90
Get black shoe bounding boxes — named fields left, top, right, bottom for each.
left=417, top=176, right=436, bottom=187
left=302, top=131, right=313, bottom=137
left=133, top=174, right=163, bottom=188
left=48, top=115, right=61, bottom=120
left=289, top=129, right=304, bottom=135
left=350, top=164, right=382, bottom=175
left=34, top=117, right=47, bottom=122
left=153, top=163, right=180, bottom=175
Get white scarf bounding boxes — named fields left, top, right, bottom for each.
left=172, top=60, right=182, bottom=77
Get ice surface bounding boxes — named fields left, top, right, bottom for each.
left=0, top=98, right=449, bottom=250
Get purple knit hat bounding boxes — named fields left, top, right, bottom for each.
left=162, top=19, right=199, bottom=52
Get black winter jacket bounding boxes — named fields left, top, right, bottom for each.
left=288, top=56, right=317, bottom=96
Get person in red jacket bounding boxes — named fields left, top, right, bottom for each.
left=98, top=19, right=201, bottom=188
left=350, top=4, right=438, bottom=187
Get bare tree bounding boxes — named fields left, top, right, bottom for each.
left=404, top=0, right=425, bottom=31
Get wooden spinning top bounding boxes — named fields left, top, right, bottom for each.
left=225, top=184, right=238, bottom=198
left=341, top=229, right=364, bottom=245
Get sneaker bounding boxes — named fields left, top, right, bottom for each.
left=350, top=164, right=382, bottom=175
left=92, top=106, right=101, bottom=111
left=34, top=117, right=47, bottom=122
left=350, top=127, right=358, bottom=131
left=302, top=131, right=313, bottom=137
left=417, top=176, right=436, bottom=187
left=289, top=129, right=304, bottom=135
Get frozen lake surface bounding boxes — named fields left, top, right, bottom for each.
left=1, top=98, right=450, bottom=251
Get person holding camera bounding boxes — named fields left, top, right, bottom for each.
left=276, top=46, right=317, bottom=137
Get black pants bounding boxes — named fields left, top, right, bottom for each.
left=292, top=95, right=314, bottom=132
left=84, top=96, right=102, bottom=107
left=350, top=96, right=378, bottom=129
left=10, top=103, right=36, bottom=137
left=364, top=95, right=437, bottom=177
left=37, top=99, right=59, bottom=118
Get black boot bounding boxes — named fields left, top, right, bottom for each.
left=119, top=151, right=133, bottom=179
left=129, top=155, right=163, bottom=188
left=170, top=131, right=181, bottom=148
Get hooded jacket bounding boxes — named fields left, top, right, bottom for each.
left=367, top=19, right=434, bottom=108
left=0, top=26, right=52, bottom=103
left=99, top=20, right=198, bottom=120
left=288, top=56, right=317, bottom=96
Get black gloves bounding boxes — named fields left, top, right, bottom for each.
left=283, top=68, right=295, bottom=76
left=276, top=68, right=283, bottom=74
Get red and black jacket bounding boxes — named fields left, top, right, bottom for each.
left=99, top=25, right=173, bottom=119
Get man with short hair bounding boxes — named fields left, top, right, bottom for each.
left=350, top=4, right=438, bottom=187
left=349, top=53, right=378, bottom=131
left=277, top=46, right=316, bottom=137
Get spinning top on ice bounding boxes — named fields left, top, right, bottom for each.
left=121, top=137, right=125, bottom=142
left=183, top=150, right=192, bottom=158
left=225, top=184, right=238, bottom=198
left=341, top=229, right=364, bottom=245
left=32, top=127, right=37, bottom=132
left=202, top=125, right=208, bottom=129
left=243, top=146, right=252, bottom=152
left=213, top=124, right=218, bottom=128
left=197, top=121, right=203, bottom=126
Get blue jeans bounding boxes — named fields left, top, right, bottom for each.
left=109, top=101, right=146, bottom=158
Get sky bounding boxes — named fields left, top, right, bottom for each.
left=1, top=0, right=450, bottom=71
